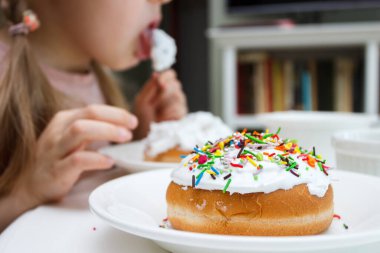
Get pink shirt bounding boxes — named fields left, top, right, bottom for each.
left=0, top=41, right=105, bottom=105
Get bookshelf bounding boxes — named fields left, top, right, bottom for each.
left=208, top=22, right=380, bottom=129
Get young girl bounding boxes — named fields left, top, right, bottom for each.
left=0, top=0, right=187, bottom=231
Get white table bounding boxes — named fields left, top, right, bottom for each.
left=0, top=168, right=167, bottom=253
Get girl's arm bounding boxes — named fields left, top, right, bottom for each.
left=0, top=105, right=138, bottom=232
left=0, top=185, right=38, bottom=232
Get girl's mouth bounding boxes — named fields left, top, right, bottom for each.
left=136, top=21, right=161, bottom=60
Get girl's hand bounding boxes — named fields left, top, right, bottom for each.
left=15, top=105, right=138, bottom=207
left=133, top=69, right=187, bottom=139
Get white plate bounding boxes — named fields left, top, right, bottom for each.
left=89, top=169, right=380, bottom=253
left=99, top=140, right=179, bottom=173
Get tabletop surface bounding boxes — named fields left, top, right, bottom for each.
left=0, top=167, right=167, bottom=253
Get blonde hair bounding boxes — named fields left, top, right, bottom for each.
left=0, top=0, right=127, bottom=196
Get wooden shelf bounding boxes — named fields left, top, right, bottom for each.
left=208, top=22, right=380, bottom=129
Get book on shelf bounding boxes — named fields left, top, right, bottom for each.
left=309, top=60, right=318, bottom=111
left=252, top=55, right=267, bottom=113
left=283, top=59, right=295, bottom=111
left=301, top=66, right=312, bottom=111
left=264, top=57, right=273, bottom=112
left=237, top=60, right=253, bottom=114
left=352, top=60, right=364, bottom=112
left=293, top=61, right=304, bottom=110
left=316, top=59, right=334, bottom=111
left=272, top=59, right=284, bottom=111
left=236, top=51, right=364, bottom=115
left=334, top=57, right=355, bottom=112
left=238, top=52, right=269, bottom=114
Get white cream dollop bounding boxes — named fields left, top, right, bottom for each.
left=151, top=29, right=176, bottom=72
left=145, top=112, right=233, bottom=157
left=171, top=134, right=332, bottom=198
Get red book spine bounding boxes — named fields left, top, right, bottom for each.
left=237, top=62, right=247, bottom=114
left=265, top=58, right=273, bottom=112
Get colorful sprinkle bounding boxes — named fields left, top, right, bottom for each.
left=256, top=152, right=264, bottom=161
left=286, top=162, right=297, bottom=171
left=263, top=133, right=273, bottom=139
left=318, top=162, right=329, bottom=176
left=237, top=144, right=245, bottom=158
left=195, top=171, right=205, bottom=186
left=198, top=155, right=208, bottom=164
left=193, top=147, right=206, bottom=155
left=246, top=156, right=258, bottom=167
left=223, top=178, right=232, bottom=193
left=211, top=166, right=220, bottom=175
left=333, top=214, right=341, bottom=220
left=245, top=134, right=267, bottom=144
left=223, top=173, right=232, bottom=180
left=196, top=168, right=207, bottom=178
left=290, top=170, right=300, bottom=177
left=230, top=162, right=243, bottom=168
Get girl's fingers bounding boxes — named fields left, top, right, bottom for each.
left=51, top=104, right=138, bottom=131
left=156, top=87, right=187, bottom=121
left=157, top=104, right=187, bottom=122
left=154, top=77, right=187, bottom=122
left=136, top=75, right=160, bottom=104
left=59, top=119, right=133, bottom=157
left=156, top=80, right=183, bottom=103
left=56, top=151, right=114, bottom=184
left=157, top=69, right=177, bottom=88
left=156, top=81, right=186, bottom=110
left=138, top=69, right=180, bottom=106
left=76, top=105, right=138, bottom=129
left=39, top=106, right=137, bottom=158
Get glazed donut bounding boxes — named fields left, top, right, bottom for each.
left=166, top=129, right=334, bottom=236
left=144, top=112, right=232, bottom=163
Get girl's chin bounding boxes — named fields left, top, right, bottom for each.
left=108, top=55, right=142, bottom=71
left=124, top=56, right=141, bottom=69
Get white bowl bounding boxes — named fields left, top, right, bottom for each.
left=255, top=111, right=378, bottom=165
left=332, top=128, right=380, bottom=176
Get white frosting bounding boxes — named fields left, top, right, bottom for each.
left=145, top=112, right=233, bottom=157
left=171, top=132, right=332, bottom=197
left=151, top=29, right=177, bottom=72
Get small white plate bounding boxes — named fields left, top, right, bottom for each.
left=89, top=169, right=380, bottom=253
left=99, top=140, right=179, bottom=173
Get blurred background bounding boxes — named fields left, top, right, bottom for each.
left=120, top=0, right=380, bottom=113
left=119, top=0, right=380, bottom=167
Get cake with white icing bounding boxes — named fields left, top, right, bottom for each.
left=144, top=112, right=233, bottom=163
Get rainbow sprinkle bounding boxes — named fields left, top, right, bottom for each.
left=223, top=179, right=232, bottom=193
